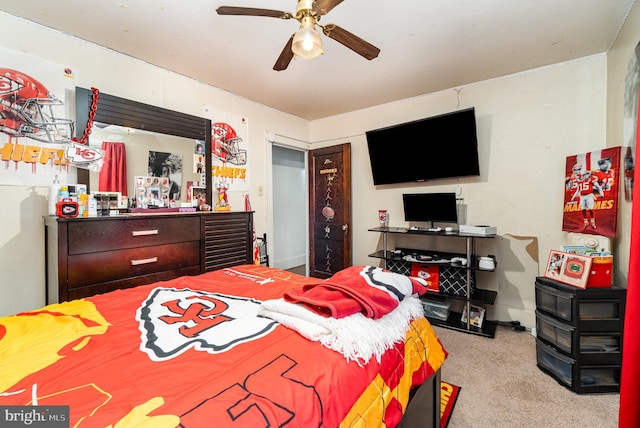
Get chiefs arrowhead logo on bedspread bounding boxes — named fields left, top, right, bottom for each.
left=137, top=287, right=278, bottom=361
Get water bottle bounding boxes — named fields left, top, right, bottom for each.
left=48, top=175, right=60, bottom=215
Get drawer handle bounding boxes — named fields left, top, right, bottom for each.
left=131, top=257, right=158, bottom=266
left=131, top=229, right=159, bottom=237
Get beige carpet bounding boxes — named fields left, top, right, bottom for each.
left=434, top=325, right=619, bottom=427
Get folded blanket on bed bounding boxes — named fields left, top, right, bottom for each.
left=257, top=295, right=425, bottom=364
left=283, top=265, right=428, bottom=319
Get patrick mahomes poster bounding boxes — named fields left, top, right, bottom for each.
left=563, top=147, right=621, bottom=237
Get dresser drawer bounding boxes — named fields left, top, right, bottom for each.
left=67, top=241, right=200, bottom=287
left=67, top=216, right=200, bottom=254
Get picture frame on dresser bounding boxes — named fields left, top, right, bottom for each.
left=190, top=186, right=207, bottom=207
left=544, top=250, right=592, bottom=289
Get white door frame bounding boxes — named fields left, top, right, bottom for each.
left=265, top=131, right=311, bottom=273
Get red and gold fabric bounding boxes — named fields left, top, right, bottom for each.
left=0, top=265, right=446, bottom=427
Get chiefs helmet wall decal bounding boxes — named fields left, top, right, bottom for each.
left=212, top=122, right=247, bottom=166
left=0, top=68, right=74, bottom=144
left=1, top=48, right=78, bottom=186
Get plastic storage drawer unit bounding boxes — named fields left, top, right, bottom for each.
left=534, top=276, right=625, bottom=394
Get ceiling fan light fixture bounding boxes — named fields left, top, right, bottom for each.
left=295, top=0, right=314, bottom=16
left=292, top=16, right=323, bottom=59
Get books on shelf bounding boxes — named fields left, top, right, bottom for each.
left=461, top=304, right=485, bottom=328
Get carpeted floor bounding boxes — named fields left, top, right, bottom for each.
left=435, top=325, right=619, bottom=427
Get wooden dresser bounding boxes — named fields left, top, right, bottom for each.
left=45, top=211, right=254, bottom=303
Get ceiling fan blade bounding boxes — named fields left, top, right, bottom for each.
left=312, top=0, right=344, bottom=16
left=322, top=24, right=380, bottom=60
left=273, top=36, right=295, bottom=71
left=216, top=6, right=292, bottom=19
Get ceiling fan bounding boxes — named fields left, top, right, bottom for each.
left=216, top=0, right=380, bottom=71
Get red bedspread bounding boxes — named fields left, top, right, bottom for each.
left=0, top=265, right=447, bottom=427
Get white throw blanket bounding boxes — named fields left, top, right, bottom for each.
left=257, top=295, right=425, bottom=365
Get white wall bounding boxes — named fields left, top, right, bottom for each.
left=0, top=12, right=308, bottom=316
left=309, top=55, right=609, bottom=328
left=0, top=185, right=48, bottom=313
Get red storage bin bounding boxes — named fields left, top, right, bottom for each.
left=587, top=256, right=613, bottom=288
left=411, top=264, right=439, bottom=292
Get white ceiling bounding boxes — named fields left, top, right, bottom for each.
left=1, top=0, right=635, bottom=120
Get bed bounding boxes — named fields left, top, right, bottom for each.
left=0, top=264, right=447, bottom=427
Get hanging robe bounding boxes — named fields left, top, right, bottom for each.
left=98, top=141, right=128, bottom=196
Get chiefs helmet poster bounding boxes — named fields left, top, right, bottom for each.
left=202, top=106, right=250, bottom=194
left=0, top=48, right=77, bottom=186
left=563, top=147, right=621, bottom=237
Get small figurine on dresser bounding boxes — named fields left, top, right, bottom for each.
left=215, top=181, right=231, bottom=212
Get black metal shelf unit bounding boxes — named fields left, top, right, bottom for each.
left=368, top=226, right=497, bottom=338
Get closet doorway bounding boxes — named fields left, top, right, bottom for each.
left=271, top=144, right=307, bottom=274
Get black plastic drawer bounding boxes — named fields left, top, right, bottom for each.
left=536, top=339, right=621, bottom=394
left=580, top=334, right=622, bottom=364
left=536, top=339, right=575, bottom=387
left=536, top=310, right=622, bottom=364
left=535, top=281, right=574, bottom=322
left=536, top=310, right=574, bottom=354
left=535, top=277, right=625, bottom=332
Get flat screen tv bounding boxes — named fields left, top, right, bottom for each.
left=366, top=107, right=480, bottom=185
left=403, top=192, right=458, bottom=225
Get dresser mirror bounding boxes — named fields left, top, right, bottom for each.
left=75, top=87, right=212, bottom=207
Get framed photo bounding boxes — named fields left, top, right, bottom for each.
left=461, top=304, right=485, bottom=328
left=185, top=181, right=198, bottom=203
left=146, top=187, right=162, bottom=207
left=544, top=250, right=593, bottom=289
left=190, top=186, right=207, bottom=207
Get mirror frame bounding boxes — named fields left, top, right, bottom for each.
left=75, top=87, right=212, bottom=205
